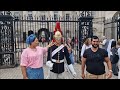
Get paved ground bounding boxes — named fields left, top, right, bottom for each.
left=0, top=63, right=118, bottom=79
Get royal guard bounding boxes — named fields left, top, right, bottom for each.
left=46, top=21, right=76, bottom=79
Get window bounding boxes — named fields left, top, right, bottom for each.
left=41, top=15, right=46, bottom=20
left=27, top=11, right=33, bottom=20
left=0, top=11, right=3, bottom=15
left=66, top=14, right=70, bottom=20
left=91, top=11, right=96, bottom=17
left=6, top=11, right=11, bottom=15
left=54, top=14, right=58, bottom=20
left=54, top=11, right=58, bottom=20
left=14, top=12, right=20, bottom=19
left=28, top=14, right=33, bottom=20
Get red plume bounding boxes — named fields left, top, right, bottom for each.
left=53, top=21, right=63, bottom=42
left=54, top=21, right=62, bottom=35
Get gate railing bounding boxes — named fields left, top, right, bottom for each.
left=0, top=14, right=94, bottom=68
left=0, top=15, right=15, bottom=68
left=13, top=16, right=80, bottom=65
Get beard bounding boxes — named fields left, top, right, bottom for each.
left=92, top=44, right=99, bottom=48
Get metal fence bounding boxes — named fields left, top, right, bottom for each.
left=0, top=15, right=81, bottom=68
left=14, top=16, right=80, bottom=65
left=0, top=13, right=93, bottom=68
left=0, top=15, right=14, bottom=68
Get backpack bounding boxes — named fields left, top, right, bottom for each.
left=111, top=48, right=119, bottom=64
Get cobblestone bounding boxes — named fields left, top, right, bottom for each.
left=0, top=63, right=118, bottom=79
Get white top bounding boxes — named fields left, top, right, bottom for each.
left=81, top=44, right=92, bottom=57
left=101, top=39, right=107, bottom=45
left=107, top=39, right=115, bottom=58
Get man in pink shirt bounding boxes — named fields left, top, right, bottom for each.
left=20, top=34, right=53, bottom=79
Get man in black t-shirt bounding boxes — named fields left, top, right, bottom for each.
left=81, top=36, right=112, bottom=79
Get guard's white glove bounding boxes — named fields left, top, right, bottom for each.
left=68, top=64, right=77, bottom=77
left=46, top=61, right=53, bottom=69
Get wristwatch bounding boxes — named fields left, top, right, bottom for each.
left=109, top=70, right=113, bottom=73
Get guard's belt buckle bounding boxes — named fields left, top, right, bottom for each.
left=56, top=60, right=60, bottom=63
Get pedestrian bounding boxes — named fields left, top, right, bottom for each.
left=46, top=21, right=76, bottom=79
left=110, top=40, right=119, bottom=76
left=107, top=39, right=115, bottom=58
left=65, top=37, right=75, bottom=64
left=100, top=36, right=109, bottom=51
left=20, top=34, right=53, bottom=79
left=81, top=35, right=112, bottom=79
left=81, top=37, right=92, bottom=58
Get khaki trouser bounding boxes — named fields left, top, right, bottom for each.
left=85, top=71, right=106, bottom=79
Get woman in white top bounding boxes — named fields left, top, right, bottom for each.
left=117, top=39, right=120, bottom=79
left=107, top=39, right=115, bottom=58
left=81, top=38, right=92, bottom=58
left=65, top=37, right=75, bottom=64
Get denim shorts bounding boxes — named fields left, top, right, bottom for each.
left=69, top=53, right=75, bottom=64
left=26, top=67, right=44, bottom=79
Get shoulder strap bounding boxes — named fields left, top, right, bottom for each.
left=52, top=44, right=64, bottom=57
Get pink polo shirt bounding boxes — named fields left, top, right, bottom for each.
left=20, top=46, right=48, bottom=68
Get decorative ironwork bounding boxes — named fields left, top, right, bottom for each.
left=79, top=11, right=92, bottom=17
left=0, top=12, right=94, bottom=68
left=0, top=15, right=14, bottom=68
left=79, top=11, right=93, bottom=60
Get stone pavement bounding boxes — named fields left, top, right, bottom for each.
left=0, top=63, right=118, bottom=79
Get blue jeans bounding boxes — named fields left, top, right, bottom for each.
left=69, top=53, right=75, bottom=64
left=26, top=67, right=44, bottom=79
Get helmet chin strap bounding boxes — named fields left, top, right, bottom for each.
left=54, top=37, right=62, bottom=46
left=55, top=37, right=61, bottom=41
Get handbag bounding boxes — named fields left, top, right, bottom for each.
left=111, top=51, right=119, bottom=64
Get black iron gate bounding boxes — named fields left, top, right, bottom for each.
left=0, top=12, right=93, bottom=68
left=0, top=15, right=15, bottom=68
left=79, top=11, right=93, bottom=60
left=13, top=19, right=80, bottom=64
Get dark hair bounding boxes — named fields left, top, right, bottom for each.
left=111, top=40, right=116, bottom=48
left=91, top=36, right=99, bottom=41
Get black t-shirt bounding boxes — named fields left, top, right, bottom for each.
left=83, top=48, right=108, bottom=75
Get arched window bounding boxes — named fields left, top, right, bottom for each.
left=54, top=11, right=58, bottom=20
left=27, top=11, right=33, bottom=20
left=14, top=11, right=20, bottom=20
left=66, top=13, right=70, bottom=20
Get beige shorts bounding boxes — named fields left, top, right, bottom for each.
left=85, top=71, right=106, bottom=79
